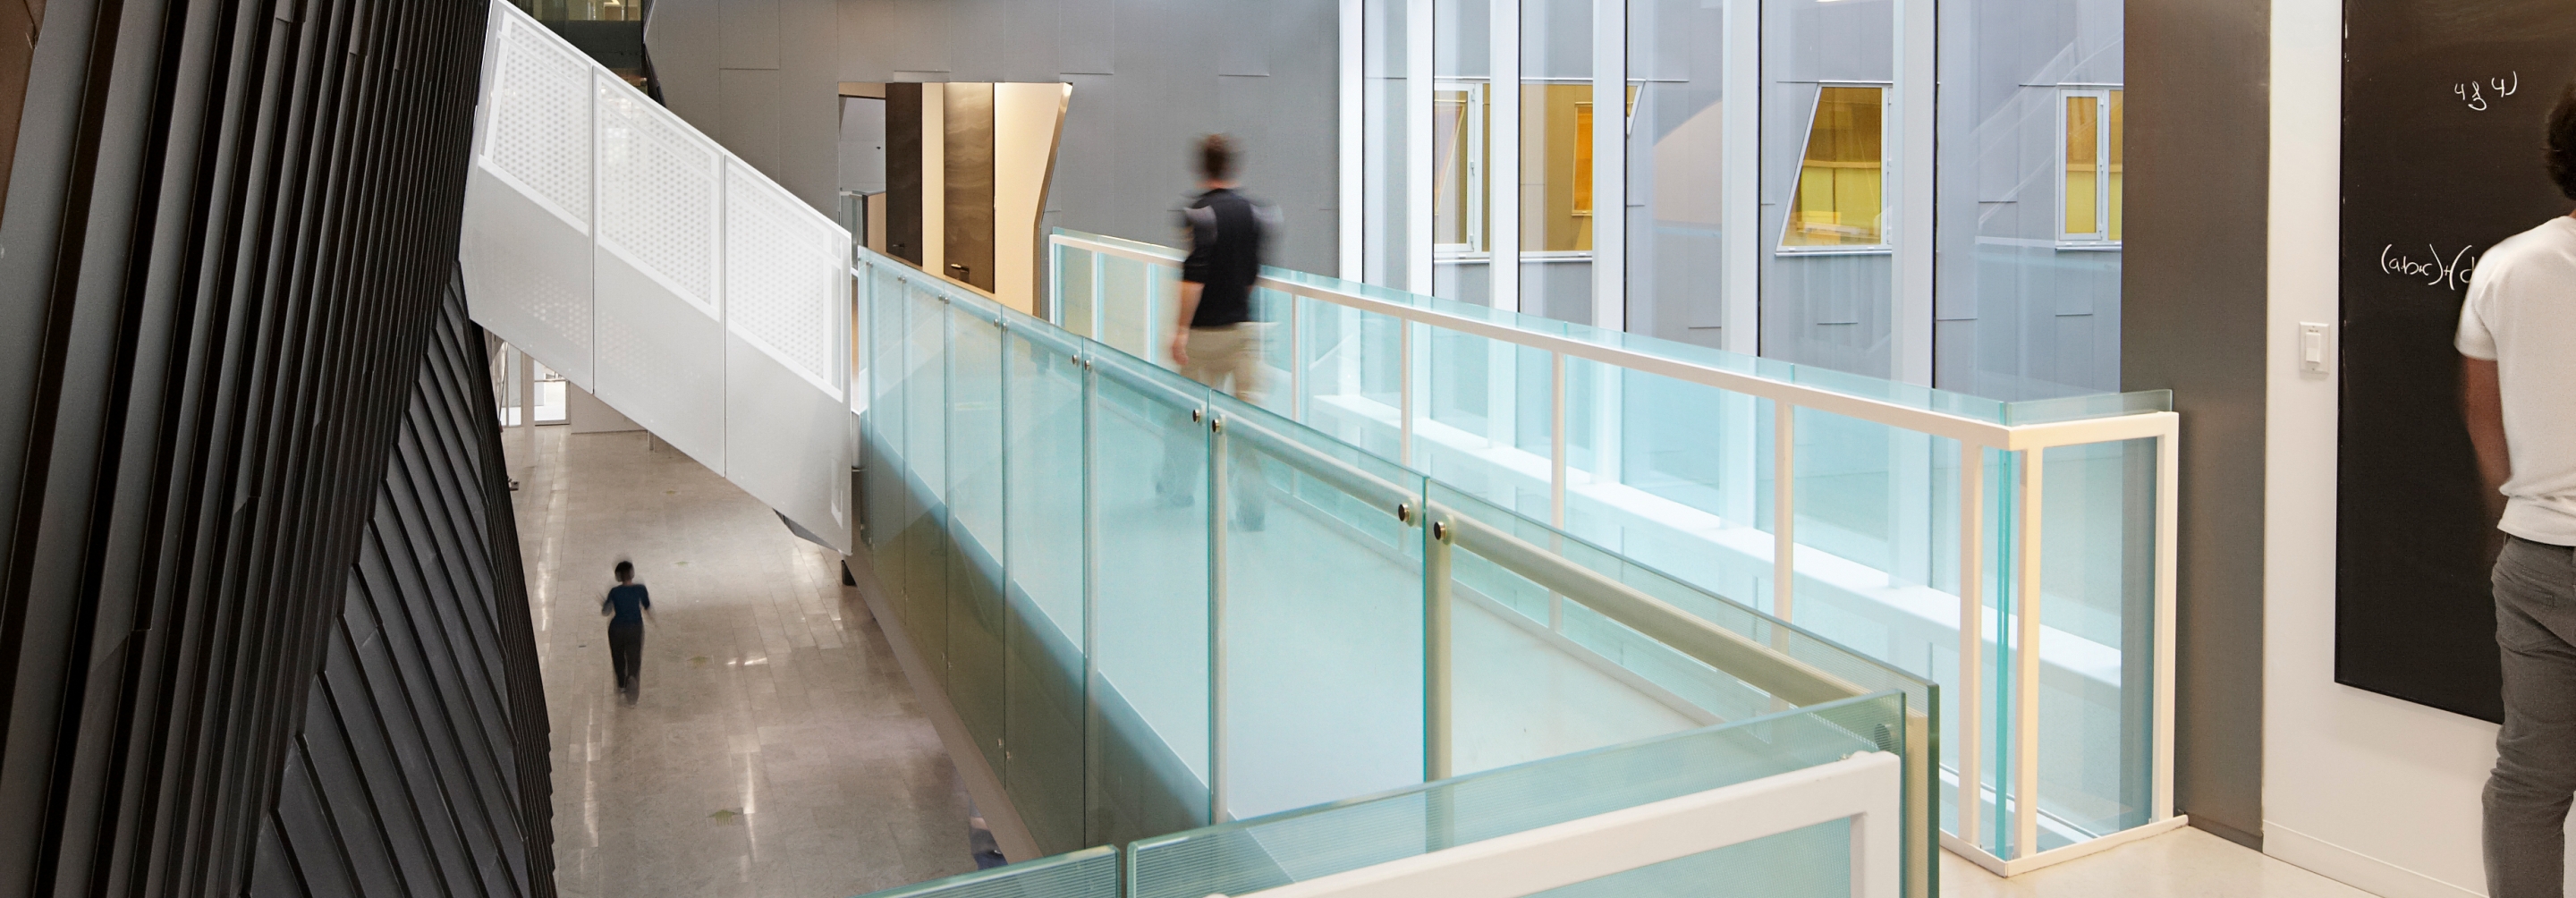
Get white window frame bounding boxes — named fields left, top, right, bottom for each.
left=2056, top=87, right=2120, bottom=249
left=1776, top=81, right=1894, bottom=257
left=1433, top=80, right=1490, bottom=258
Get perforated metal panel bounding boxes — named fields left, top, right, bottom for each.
left=597, top=74, right=720, bottom=318
left=724, top=162, right=844, bottom=398
left=462, top=0, right=850, bottom=553
left=483, top=15, right=591, bottom=227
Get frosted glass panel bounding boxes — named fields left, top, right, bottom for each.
left=1215, top=395, right=1428, bottom=821
left=1004, top=323, right=1089, bottom=854
left=1087, top=348, right=1213, bottom=843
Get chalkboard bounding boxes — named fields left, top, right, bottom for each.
left=2339, top=1, right=2576, bottom=723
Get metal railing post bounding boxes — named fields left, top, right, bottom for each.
left=1773, top=401, right=1797, bottom=626
left=2012, top=447, right=2046, bottom=859
left=1551, top=352, right=1567, bottom=527
left=1290, top=293, right=1305, bottom=422
left=1954, top=444, right=1986, bottom=849
left=1425, top=512, right=1453, bottom=783
left=1426, top=509, right=1456, bottom=856
left=1400, top=319, right=1415, bottom=466
left=2153, top=424, right=2180, bottom=822
left=1207, top=404, right=1229, bottom=824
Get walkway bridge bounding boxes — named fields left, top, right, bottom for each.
left=456, top=1, right=2182, bottom=892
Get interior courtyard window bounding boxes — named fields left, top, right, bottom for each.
left=1520, top=0, right=1597, bottom=322
left=1435, top=85, right=1489, bottom=253
left=1523, top=83, right=1597, bottom=255
left=2061, top=89, right=2123, bottom=243
left=1784, top=86, right=1886, bottom=249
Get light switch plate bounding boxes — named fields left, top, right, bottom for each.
left=2299, top=322, right=2331, bottom=374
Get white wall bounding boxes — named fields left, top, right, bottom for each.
left=2261, top=2, right=2549, bottom=895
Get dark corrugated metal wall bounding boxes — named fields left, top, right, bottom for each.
left=0, top=0, right=554, bottom=884
left=244, top=279, right=553, bottom=897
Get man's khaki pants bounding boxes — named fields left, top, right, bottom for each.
left=1157, top=324, right=1273, bottom=524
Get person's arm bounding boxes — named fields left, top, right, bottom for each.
left=2464, top=356, right=2511, bottom=523
left=1169, top=282, right=1203, bottom=366
left=602, top=593, right=614, bottom=617
left=640, top=587, right=656, bottom=625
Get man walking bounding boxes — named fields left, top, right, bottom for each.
left=2465, top=84, right=2576, bottom=898
left=1158, top=134, right=1278, bottom=528
left=602, top=560, right=653, bottom=705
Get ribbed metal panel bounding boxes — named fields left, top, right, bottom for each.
left=0, top=0, right=552, bottom=887
left=244, top=279, right=554, bottom=898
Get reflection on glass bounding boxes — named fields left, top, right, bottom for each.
left=1928, top=0, right=2123, bottom=402
left=1785, top=87, right=1885, bottom=248
left=1625, top=0, right=1728, bottom=350
left=1363, top=0, right=1417, bottom=289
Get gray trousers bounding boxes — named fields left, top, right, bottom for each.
left=2487, top=535, right=2576, bottom=898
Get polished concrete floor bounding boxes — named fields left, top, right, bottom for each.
left=1941, top=828, right=2382, bottom=898
left=511, top=427, right=975, bottom=898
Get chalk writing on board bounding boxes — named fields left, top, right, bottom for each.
left=2381, top=243, right=2480, bottom=291
left=2454, top=72, right=2520, bottom=112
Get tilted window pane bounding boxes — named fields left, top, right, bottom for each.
left=1435, top=88, right=1487, bottom=250
left=1784, top=87, right=1885, bottom=247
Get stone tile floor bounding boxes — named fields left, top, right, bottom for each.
left=513, top=428, right=974, bottom=898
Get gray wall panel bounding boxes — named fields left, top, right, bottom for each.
left=2124, top=0, right=2269, bottom=848
left=721, top=0, right=784, bottom=68
left=657, top=0, right=1340, bottom=271
left=721, top=68, right=791, bottom=178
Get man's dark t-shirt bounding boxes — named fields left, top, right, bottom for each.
left=603, top=584, right=650, bottom=626
left=1180, top=188, right=1271, bottom=327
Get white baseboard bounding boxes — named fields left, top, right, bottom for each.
left=2265, top=821, right=2484, bottom=898
left=842, top=552, right=1045, bottom=865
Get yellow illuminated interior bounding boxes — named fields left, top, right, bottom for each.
left=1784, top=87, right=1885, bottom=247
left=2065, top=94, right=2099, bottom=237
left=1525, top=82, right=1594, bottom=252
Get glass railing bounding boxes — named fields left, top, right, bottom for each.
left=1048, top=229, right=2181, bottom=867
left=854, top=695, right=1911, bottom=898
left=854, top=245, right=1938, bottom=894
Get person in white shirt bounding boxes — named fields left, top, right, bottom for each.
left=2462, top=84, right=2576, bottom=898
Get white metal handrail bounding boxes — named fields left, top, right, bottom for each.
left=1049, top=231, right=2181, bottom=870
left=1232, top=750, right=1902, bottom=898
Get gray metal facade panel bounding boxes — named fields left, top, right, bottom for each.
left=2124, top=0, right=2269, bottom=849
left=0, top=0, right=555, bottom=885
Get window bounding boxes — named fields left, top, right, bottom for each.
left=1525, top=82, right=1596, bottom=252
left=2061, top=89, right=2123, bottom=244
left=1783, top=86, right=1886, bottom=250
left=1434, top=84, right=1488, bottom=252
